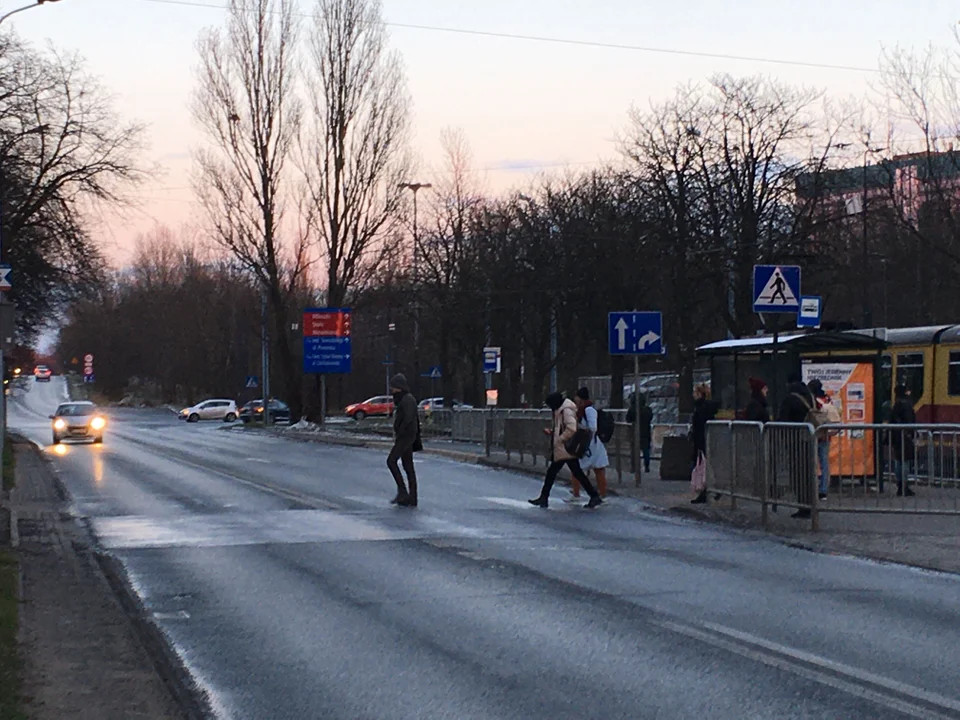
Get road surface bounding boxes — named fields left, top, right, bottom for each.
left=10, top=378, right=960, bottom=719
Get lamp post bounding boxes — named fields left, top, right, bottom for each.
left=0, top=0, right=63, bottom=26
left=398, top=182, right=431, bottom=395
left=860, top=141, right=886, bottom=329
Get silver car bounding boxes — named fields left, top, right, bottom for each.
left=179, top=399, right=238, bottom=423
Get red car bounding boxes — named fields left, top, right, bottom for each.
left=344, top=395, right=393, bottom=421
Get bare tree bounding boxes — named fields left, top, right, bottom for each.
left=0, top=36, right=146, bottom=342
left=193, top=0, right=306, bottom=405
left=300, top=0, right=410, bottom=308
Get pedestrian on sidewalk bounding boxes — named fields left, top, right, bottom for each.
left=626, top=391, right=653, bottom=473
left=744, top=377, right=770, bottom=423
left=887, top=384, right=916, bottom=497
left=808, top=379, right=841, bottom=500
left=387, top=374, right=421, bottom=507
left=566, top=387, right=608, bottom=502
left=690, top=384, right=719, bottom=504
left=529, top=392, right=603, bottom=509
left=777, top=373, right=816, bottom=519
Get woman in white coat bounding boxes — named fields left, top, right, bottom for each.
left=528, top=392, right=603, bottom=509
left=568, top=387, right=608, bottom=500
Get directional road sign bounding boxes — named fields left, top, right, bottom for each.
left=797, top=296, right=822, bottom=329
left=246, top=376, right=259, bottom=389
left=422, top=365, right=442, bottom=379
left=303, top=308, right=352, bottom=374
left=0, top=265, right=11, bottom=291
left=753, top=265, right=801, bottom=313
left=608, top=312, right=663, bottom=356
left=483, top=347, right=501, bottom=374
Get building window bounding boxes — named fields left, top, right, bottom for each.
left=949, top=352, right=960, bottom=397
left=896, top=353, right=925, bottom=401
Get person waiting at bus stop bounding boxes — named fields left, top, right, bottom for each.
left=778, top=374, right=816, bottom=519
left=887, top=384, right=917, bottom=497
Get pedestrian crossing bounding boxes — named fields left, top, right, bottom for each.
left=91, top=494, right=615, bottom=550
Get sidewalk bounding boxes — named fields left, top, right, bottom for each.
left=273, top=426, right=960, bottom=575
left=2, top=439, right=191, bottom=720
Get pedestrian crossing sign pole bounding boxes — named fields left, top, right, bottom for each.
left=753, top=265, right=802, bottom=410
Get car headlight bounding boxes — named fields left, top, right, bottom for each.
left=90, top=417, right=106, bottom=431
left=255, top=407, right=264, bottom=413
left=53, top=418, right=66, bottom=430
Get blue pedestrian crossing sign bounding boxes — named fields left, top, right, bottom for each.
left=608, top=312, right=663, bottom=356
left=422, top=366, right=442, bottom=379
left=753, top=265, right=801, bottom=314
left=246, top=376, right=259, bottom=389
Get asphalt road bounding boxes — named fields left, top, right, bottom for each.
left=10, top=378, right=960, bottom=720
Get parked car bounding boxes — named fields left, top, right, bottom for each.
left=179, top=399, right=238, bottom=423
left=418, top=397, right=472, bottom=412
left=239, top=399, right=291, bottom=424
left=344, top=395, right=394, bottom=421
left=34, top=365, right=52, bottom=382
left=51, top=401, right=106, bottom=444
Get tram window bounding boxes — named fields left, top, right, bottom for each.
left=949, top=352, right=960, bottom=396
left=896, top=353, right=925, bottom=401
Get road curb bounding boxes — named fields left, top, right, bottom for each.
left=93, top=550, right=214, bottom=720
left=15, top=435, right=213, bottom=720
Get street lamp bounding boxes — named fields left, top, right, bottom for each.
left=0, top=0, right=64, bottom=26
left=398, top=181, right=431, bottom=394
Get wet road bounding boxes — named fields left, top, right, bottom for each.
left=10, top=379, right=960, bottom=719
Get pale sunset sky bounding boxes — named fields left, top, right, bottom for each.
left=8, top=0, right=960, bottom=264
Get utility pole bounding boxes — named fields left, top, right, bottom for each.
left=860, top=139, right=885, bottom=329
left=261, top=286, right=271, bottom=427
left=398, top=182, right=431, bottom=396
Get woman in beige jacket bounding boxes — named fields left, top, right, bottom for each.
left=529, top=392, right=603, bottom=509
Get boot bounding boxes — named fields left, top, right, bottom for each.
left=528, top=495, right=549, bottom=508
left=391, top=489, right=409, bottom=505
left=407, top=477, right=418, bottom=507
left=691, top=489, right=708, bottom=504
left=585, top=495, right=603, bottom=509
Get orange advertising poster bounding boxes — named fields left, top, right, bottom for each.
left=802, top=362, right=875, bottom=476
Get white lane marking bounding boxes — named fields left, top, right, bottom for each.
left=153, top=611, right=191, bottom=620
left=244, top=458, right=270, bottom=464
left=654, top=617, right=960, bottom=720
left=700, top=621, right=960, bottom=714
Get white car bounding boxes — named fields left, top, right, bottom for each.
left=179, top=399, right=238, bottom=423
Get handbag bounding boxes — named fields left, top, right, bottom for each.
left=412, top=417, right=423, bottom=452
left=564, top=429, right=593, bottom=458
left=690, top=451, right=707, bottom=493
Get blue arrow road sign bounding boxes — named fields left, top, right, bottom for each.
left=753, top=265, right=801, bottom=313
left=608, top=312, right=663, bottom=356
left=797, top=296, right=822, bottom=328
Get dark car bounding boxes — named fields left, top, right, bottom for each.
left=239, top=399, right=291, bottom=424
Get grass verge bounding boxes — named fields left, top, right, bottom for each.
left=2, top=436, right=14, bottom=493
left=0, top=551, right=25, bottom=720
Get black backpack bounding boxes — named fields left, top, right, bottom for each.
left=596, top=408, right=615, bottom=444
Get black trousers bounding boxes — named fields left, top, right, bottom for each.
left=538, top=458, right=598, bottom=499
left=387, top=441, right=417, bottom=499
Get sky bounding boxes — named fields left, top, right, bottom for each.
left=7, top=0, right=960, bottom=264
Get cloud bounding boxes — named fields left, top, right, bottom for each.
left=488, top=159, right=560, bottom=173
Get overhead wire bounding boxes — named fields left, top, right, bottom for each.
left=138, top=0, right=882, bottom=76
